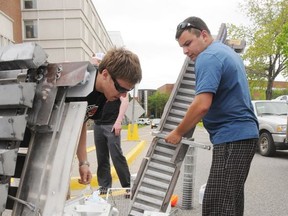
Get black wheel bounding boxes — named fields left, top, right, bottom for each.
left=258, top=132, right=276, bottom=156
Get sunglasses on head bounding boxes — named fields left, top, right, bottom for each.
left=112, top=77, right=133, bottom=93
left=177, top=22, right=202, bottom=32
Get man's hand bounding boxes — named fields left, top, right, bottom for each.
left=165, top=130, right=182, bottom=145
left=78, top=165, right=92, bottom=185
left=112, top=121, right=122, bottom=136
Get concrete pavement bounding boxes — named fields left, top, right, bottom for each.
left=69, top=126, right=151, bottom=195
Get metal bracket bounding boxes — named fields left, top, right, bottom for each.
left=8, top=195, right=40, bottom=215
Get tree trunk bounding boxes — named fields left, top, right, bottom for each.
left=266, top=79, right=274, bottom=100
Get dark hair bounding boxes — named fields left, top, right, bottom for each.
left=175, top=16, right=211, bottom=39
left=98, top=47, right=142, bottom=84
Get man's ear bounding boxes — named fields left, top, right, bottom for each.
left=202, top=30, right=210, bottom=40
left=101, top=69, right=109, bottom=80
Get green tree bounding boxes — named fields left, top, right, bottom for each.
left=276, top=22, right=288, bottom=65
left=228, top=0, right=288, bottom=99
left=148, top=92, right=169, bottom=118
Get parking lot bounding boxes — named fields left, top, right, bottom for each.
left=71, top=126, right=288, bottom=215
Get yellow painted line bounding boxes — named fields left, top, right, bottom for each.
left=86, top=145, right=95, bottom=153
left=70, top=140, right=147, bottom=190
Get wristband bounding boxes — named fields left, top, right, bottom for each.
left=79, top=161, right=90, bottom=167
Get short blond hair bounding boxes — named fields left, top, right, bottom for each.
left=98, top=47, right=142, bottom=84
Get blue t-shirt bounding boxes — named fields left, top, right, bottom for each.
left=195, top=41, right=259, bottom=144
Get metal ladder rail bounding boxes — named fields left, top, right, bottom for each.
left=129, top=139, right=179, bottom=215
left=129, top=24, right=230, bottom=215
left=162, top=62, right=196, bottom=135
left=129, top=60, right=197, bottom=215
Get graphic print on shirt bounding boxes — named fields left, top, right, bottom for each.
left=84, top=104, right=98, bottom=122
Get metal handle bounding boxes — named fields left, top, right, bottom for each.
left=152, top=131, right=211, bottom=150
left=8, top=195, right=40, bottom=214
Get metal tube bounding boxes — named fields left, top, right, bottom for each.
left=181, top=146, right=197, bottom=209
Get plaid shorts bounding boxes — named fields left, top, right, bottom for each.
left=202, top=139, right=257, bottom=216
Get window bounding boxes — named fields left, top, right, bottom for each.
left=24, top=0, right=37, bottom=9
left=24, top=20, right=38, bottom=38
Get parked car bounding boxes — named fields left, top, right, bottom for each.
left=151, top=118, right=161, bottom=129
left=252, top=100, right=288, bottom=156
left=273, top=95, right=288, bottom=101
left=137, top=118, right=150, bottom=125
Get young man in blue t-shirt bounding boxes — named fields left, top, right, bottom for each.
left=165, top=16, right=259, bottom=216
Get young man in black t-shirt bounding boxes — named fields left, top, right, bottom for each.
left=77, top=47, right=142, bottom=185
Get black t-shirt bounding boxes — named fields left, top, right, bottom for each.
left=95, top=99, right=121, bottom=125
left=85, top=87, right=106, bottom=121
left=65, top=70, right=107, bottom=121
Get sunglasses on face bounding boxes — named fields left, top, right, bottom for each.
left=112, top=77, right=133, bottom=93
left=177, top=22, right=202, bottom=32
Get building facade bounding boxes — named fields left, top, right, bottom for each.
left=0, top=0, right=22, bottom=46
left=21, top=0, right=113, bottom=63
left=157, top=83, right=174, bottom=94
left=0, top=0, right=113, bottom=63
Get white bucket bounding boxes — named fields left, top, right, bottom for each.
left=199, top=184, right=206, bottom=205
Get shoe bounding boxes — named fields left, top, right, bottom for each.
left=97, top=187, right=108, bottom=195
left=125, top=189, right=131, bottom=199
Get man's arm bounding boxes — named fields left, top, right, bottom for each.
left=165, top=92, right=213, bottom=144
left=112, top=95, right=129, bottom=136
left=77, top=122, right=92, bottom=184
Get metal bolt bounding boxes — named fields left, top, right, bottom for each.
left=57, top=65, right=63, bottom=72
left=56, top=72, right=61, bottom=80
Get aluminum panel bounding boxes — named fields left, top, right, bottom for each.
left=27, top=85, right=58, bottom=126
left=0, top=115, right=27, bottom=141
left=54, top=61, right=96, bottom=87
left=13, top=102, right=87, bottom=216
left=0, top=184, right=8, bottom=214
left=0, top=149, right=18, bottom=175
left=65, top=62, right=96, bottom=99
left=0, top=83, right=36, bottom=108
left=0, top=42, right=48, bottom=70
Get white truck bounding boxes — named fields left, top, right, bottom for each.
left=252, top=100, right=288, bottom=156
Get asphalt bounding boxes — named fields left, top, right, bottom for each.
left=7, top=125, right=287, bottom=216
left=67, top=125, right=213, bottom=216
left=68, top=125, right=211, bottom=216
left=3, top=125, right=151, bottom=216
left=69, top=125, right=288, bottom=216
left=69, top=125, right=151, bottom=196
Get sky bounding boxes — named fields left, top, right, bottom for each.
left=92, top=0, right=250, bottom=90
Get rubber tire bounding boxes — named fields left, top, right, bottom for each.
left=258, top=132, right=276, bottom=157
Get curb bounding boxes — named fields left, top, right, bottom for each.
left=70, top=140, right=147, bottom=190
